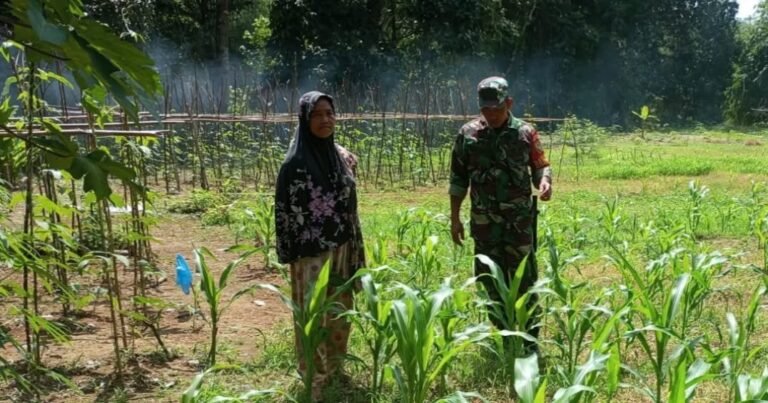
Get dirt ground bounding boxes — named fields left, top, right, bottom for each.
left=0, top=214, right=290, bottom=402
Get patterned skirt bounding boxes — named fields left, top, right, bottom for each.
left=289, top=241, right=356, bottom=400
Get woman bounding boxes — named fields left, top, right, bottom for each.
left=275, top=91, right=365, bottom=399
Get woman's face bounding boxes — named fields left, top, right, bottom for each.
left=309, top=99, right=335, bottom=138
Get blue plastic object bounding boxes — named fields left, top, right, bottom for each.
left=175, top=254, right=193, bottom=295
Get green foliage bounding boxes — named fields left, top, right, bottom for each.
left=194, top=247, right=257, bottom=367
left=2, top=0, right=161, bottom=201
left=347, top=272, right=397, bottom=397
left=257, top=260, right=343, bottom=402
left=39, top=136, right=141, bottom=200
left=593, top=158, right=714, bottom=180
left=726, top=2, right=768, bottom=124
left=387, top=281, right=489, bottom=403
left=632, top=105, right=659, bottom=139
left=181, top=366, right=278, bottom=403
left=8, top=0, right=161, bottom=120
left=169, top=190, right=225, bottom=214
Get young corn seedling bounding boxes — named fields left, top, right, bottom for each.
left=411, top=235, right=441, bottom=288
left=395, top=208, right=443, bottom=257
left=610, top=245, right=696, bottom=403
left=561, top=202, right=592, bottom=251
left=258, top=260, right=350, bottom=403
left=637, top=219, right=686, bottom=260
left=542, top=235, right=606, bottom=383
left=550, top=303, right=630, bottom=403
left=687, top=180, right=710, bottom=240
left=599, top=196, right=623, bottom=244
left=475, top=254, right=540, bottom=388
left=735, top=367, right=768, bottom=401
left=387, top=281, right=489, bottom=403
left=247, top=196, right=277, bottom=269
left=395, top=208, right=417, bottom=256
left=747, top=181, right=766, bottom=246
left=512, top=349, right=614, bottom=403
left=181, top=365, right=278, bottom=403
left=345, top=272, right=397, bottom=397
left=667, top=354, right=714, bottom=403
left=435, top=276, right=479, bottom=395
left=513, top=353, right=548, bottom=403
left=756, top=206, right=768, bottom=272
left=194, top=247, right=256, bottom=367
left=708, top=284, right=767, bottom=402
left=551, top=350, right=607, bottom=403
left=366, top=232, right=390, bottom=268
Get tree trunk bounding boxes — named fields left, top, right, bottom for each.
left=216, top=0, right=230, bottom=91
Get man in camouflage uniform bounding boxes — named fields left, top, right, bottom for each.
left=449, top=76, right=552, bottom=345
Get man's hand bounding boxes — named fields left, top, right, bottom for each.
left=539, top=177, right=552, bottom=201
left=451, top=218, right=465, bottom=246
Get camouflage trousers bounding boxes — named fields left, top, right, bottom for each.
left=474, top=241, right=540, bottom=340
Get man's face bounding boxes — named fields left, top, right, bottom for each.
left=481, top=98, right=513, bottom=129
left=309, top=99, right=335, bottom=138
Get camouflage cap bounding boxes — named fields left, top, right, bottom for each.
left=477, top=76, right=509, bottom=109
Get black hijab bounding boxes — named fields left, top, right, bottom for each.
left=275, top=91, right=363, bottom=267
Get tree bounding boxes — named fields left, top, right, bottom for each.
left=726, top=0, right=768, bottom=124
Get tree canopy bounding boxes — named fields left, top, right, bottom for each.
left=18, top=0, right=768, bottom=125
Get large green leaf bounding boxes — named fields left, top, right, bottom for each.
left=514, top=353, right=540, bottom=403
left=69, top=153, right=110, bottom=199
left=25, top=0, right=69, bottom=45
left=10, top=0, right=161, bottom=121
left=73, top=18, right=161, bottom=95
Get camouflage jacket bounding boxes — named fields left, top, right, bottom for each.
left=449, top=114, right=551, bottom=245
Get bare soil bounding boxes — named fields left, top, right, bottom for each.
left=0, top=214, right=290, bottom=402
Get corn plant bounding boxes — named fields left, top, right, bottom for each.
left=642, top=249, right=725, bottom=331
left=513, top=353, right=547, bottom=403
left=411, top=235, right=441, bottom=288
left=194, top=247, right=257, bottom=367
left=387, top=282, right=489, bottom=403
left=257, top=260, right=346, bottom=402
left=637, top=220, right=686, bottom=260
left=599, top=196, right=623, bottom=244
left=182, top=365, right=278, bottom=403
left=680, top=252, right=727, bottom=326
left=756, top=206, right=768, bottom=272
left=714, top=198, right=739, bottom=234
left=709, top=285, right=767, bottom=401
left=667, top=354, right=714, bottom=402
left=551, top=350, right=607, bottom=402
left=687, top=180, right=709, bottom=239
left=243, top=196, right=276, bottom=269
left=395, top=208, right=443, bottom=257
left=345, top=272, right=396, bottom=397
left=610, top=246, right=695, bottom=403
left=435, top=276, right=479, bottom=395
left=475, top=254, right=540, bottom=391
left=543, top=235, right=604, bottom=382
left=366, top=232, right=390, bottom=268
left=563, top=203, right=591, bottom=251
left=735, top=367, right=768, bottom=401
left=746, top=181, right=766, bottom=246
left=513, top=350, right=612, bottom=403
left=552, top=304, right=630, bottom=403
left=395, top=208, right=418, bottom=256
